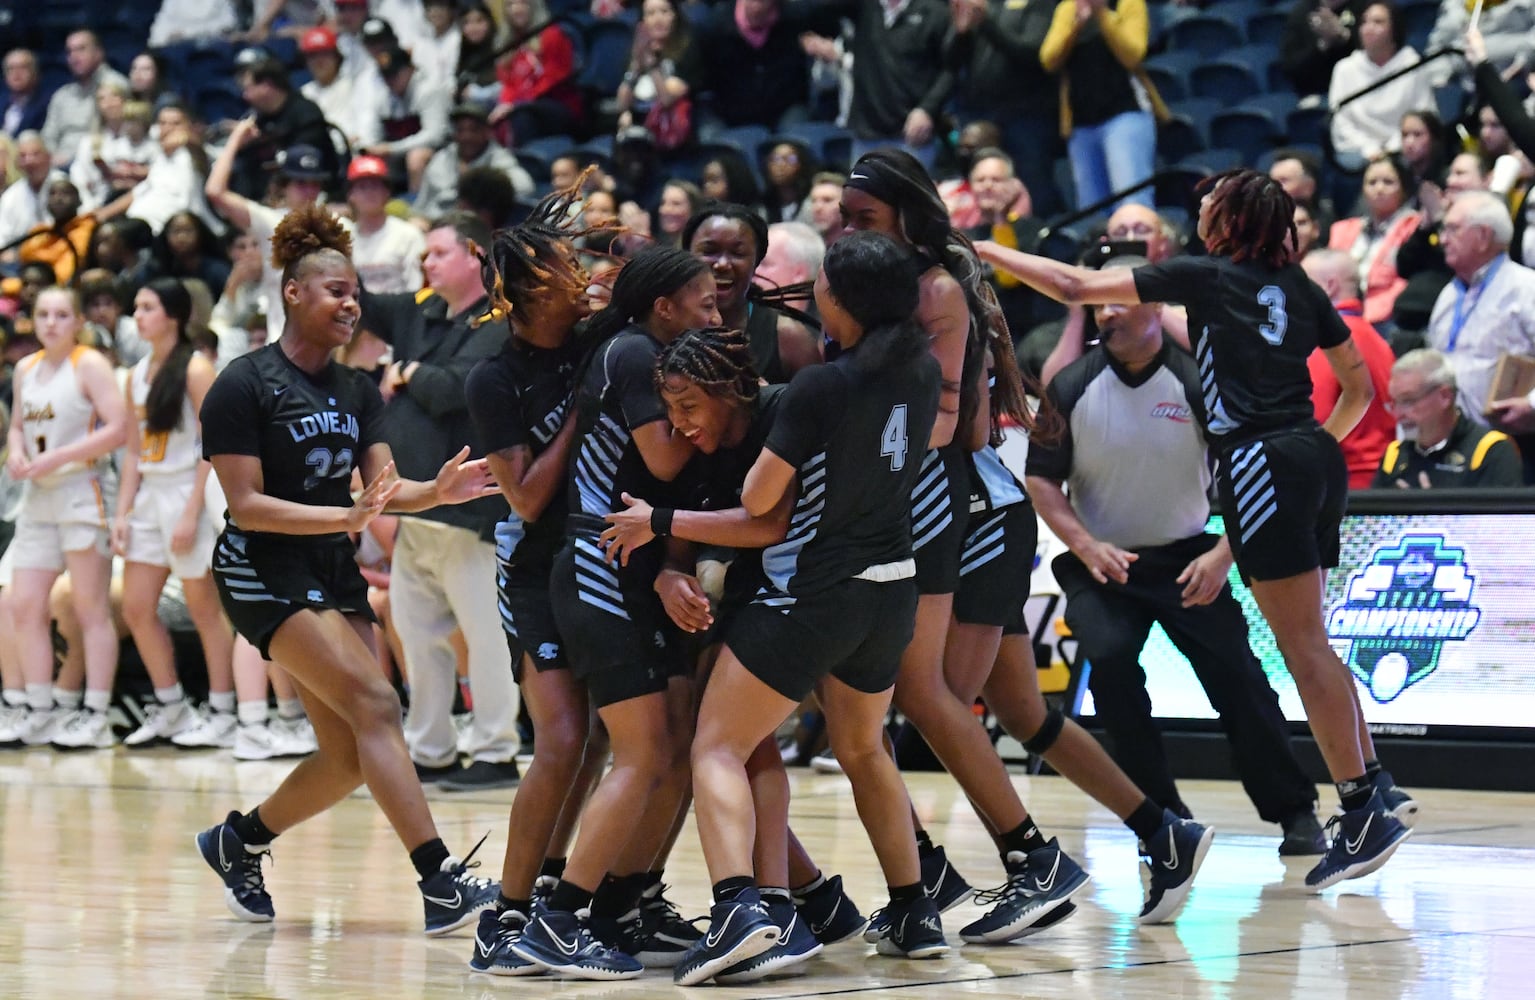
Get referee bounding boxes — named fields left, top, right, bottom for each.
left=1024, top=254, right=1324, bottom=856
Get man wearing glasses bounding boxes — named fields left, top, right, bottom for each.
left=1373, top=348, right=1524, bottom=489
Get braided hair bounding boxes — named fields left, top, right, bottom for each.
left=477, top=169, right=618, bottom=334
left=654, top=326, right=760, bottom=408
left=1198, top=168, right=1295, bottom=269
left=844, top=150, right=1034, bottom=434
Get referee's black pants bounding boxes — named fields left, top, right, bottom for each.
left=1053, top=533, right=1316, bottom=824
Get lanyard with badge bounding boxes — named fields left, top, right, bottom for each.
left=1446, top=255, right=1503, bottom=352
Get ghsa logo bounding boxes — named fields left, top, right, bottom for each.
left=1149, top=402, right=1192, bottom=423
left=1326, top=535, right=1481, bottom=703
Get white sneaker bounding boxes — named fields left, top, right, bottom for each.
left=172, top=710, right=239, bottom=749
left=124, top=700, right=197, bottom=746
left=809, top=748, right=844, bottom=774
left=270, top=715, right=317, bottom=754
left=233, top=723, right=287, bottom=761
left=0, top=703, right=29, bottom=747
left=17, top=707, right=63, bottom=746
left=51, top=709, right=117, bottom=750
left=453, top=712, right=473, bottom=756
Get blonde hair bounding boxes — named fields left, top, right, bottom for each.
left=0, top=133, right=18, bottom=186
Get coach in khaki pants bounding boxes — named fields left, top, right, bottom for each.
left=362, top=210, right=520, bottom=790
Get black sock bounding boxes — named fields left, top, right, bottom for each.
left=914, top=829, right=935, bottom=855
left=548, top=878, right=595, bottom=914
left=1125, top=798, right=1167, bottom=842
left=591, top=873, right=647, bottom=919
left=713, top=876, right=757, bottom=904
left=410, top=838, right=452, bottom=880
left=792, top=870, right=826, bottom=896
left=888, top=881, right=924, bottom=906
left=1364, top=759, right=1383, bottom=782
left=230, top=808, right=276, bottom=847
left=497, top=893, right=531, bottom=916
left=1337, top=775, right=1374, bottom=812
left=539, top=857, right=567, bottom=881
left=999, top=818, right=1049, bottom=858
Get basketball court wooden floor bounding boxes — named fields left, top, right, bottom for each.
left=3, top=748, right=1532, bottom=999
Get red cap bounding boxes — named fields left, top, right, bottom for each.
left=300, top=26, right=338, bottom=53
left=347, top=155, right=390, bottom=182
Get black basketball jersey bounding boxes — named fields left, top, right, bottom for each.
left=760, top=346, right=941, bottom=597
left=745, top=303, right=786, bottom=385
left=466, top=337, right=579, bottom=570
left=567, top=326, right=672, bottom=527
left=1133, top=256, right=1350, bottom=445
left=201, top=343, right=385, bottom=538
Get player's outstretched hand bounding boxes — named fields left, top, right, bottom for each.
left=433, top=446, right=500, bottom=505
left=601, top=492, right=656, bottom=566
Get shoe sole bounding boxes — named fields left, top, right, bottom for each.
left=674, top=925, right=780, bottom=986
left=467, top=955, right=546, bottom=977
left=425, top=900, right=496, bottom=937
left=1388, top=800, right=1420, bottom=830
left=809, top=915, right=868, bottom=946
left=1305, top=826, right=1413, bottom=893
left=510, top=942, right=644, bottom=981
left=438, top=779, right=521, bottom=792
left=960, top=876, right=1090, bottom=944
left=636, top=948, right=688, bottom=968
left=194, top=831, right=275, bottom=923
left=1138, top=824, right=1216, bottom=925
left=875, top=936, right=948, bottom=959
left=715, top=939, right=823, bottom=984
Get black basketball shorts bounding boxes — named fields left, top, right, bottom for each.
left=498, top=560, right=567, bottom=683
left=211, top=529, right=374, bottom=660
left=1216, top=426, right=1346, bottom=583
left=912, top=443, right=969, bottom=596
left=954, top=501, right=1037, bottom=627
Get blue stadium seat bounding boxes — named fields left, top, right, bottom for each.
left=1158, top=116, right=1207, bottom=164
left=1286, top=104, right=1329, bottom=147
left=515, top=149, right=551, bottom=184
left=1246, top=9, right=1288, bottom=48
left=1153, top=164, right=1211, bottom=213
left=1210, top=107, right=1283, bottom=165
left=579, top=20, right=632, bottom=96
left=1166, top=14, right=1246, bottom=57
left=1224, top=45, right=1279, bottom=92
left=1255, top=143, right=1322, bottom=174
left=780, top=121, right=852, bottom=168
left=1178, top=148, right=1243, bottom=174
left=1435, top=85, right=1466, bottom=126
left=194, top=80, right=246, bottom=124
left=1190, top=60, right=1264, bottom=102
left=1402, top=0, right=1438, bottom=52
left=1243, top=92, right=1301, bottom=125
left=1167, top=97, right=1223, bottom=147
left=1144, top=51, right=1201, bottom=105
left=521, top=134, right=579, bottom=162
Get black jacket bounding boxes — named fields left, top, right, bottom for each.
left=1280, top=0, right=1372, bottom=97
left=360, top=288, right=511, bottom=539
left=233, top=92, right=339, bottom=200
left=836, top=0, right=955, bottom=139
left=946, top=0, right=1056, bottom=118
left=700, top=4, right=834, bottom=127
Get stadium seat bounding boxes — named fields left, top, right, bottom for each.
left=780, top=120, right=853, bottom=168
left=1246, top=9, right=1288, bottom=47
left=1167, top=97, right=1223, bottom=147
left=1153, top=164, right=1211, bottom=213
left=1210, top=108, right=1284, bottom=165
left=1166, top=14, right=1246, bottom=57
left=1402, top=0, right=1439, bottom=52
left=515, top=149, right=551, bottom=185
left=1286, top=104, right=1329, bottom=147
left=1144, top=51, right=1201, bottom=104
left=1178, top=148, right=1243, bottom=174
left=1190, top=60, right=1264, bottom=102
left=521, top=134, right=579, bottom=163
left=1158, top=116, right=1207, bottom=164
left=578, top=20, right=632, bottom=97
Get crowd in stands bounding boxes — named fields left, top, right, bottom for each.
left=1, top=0, right=1534, bottom=754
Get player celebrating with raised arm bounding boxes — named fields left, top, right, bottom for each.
left=976, top=168, right=1419, bottom=891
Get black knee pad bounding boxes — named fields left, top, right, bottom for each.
left=1022, top=706, right=1064, bottom=755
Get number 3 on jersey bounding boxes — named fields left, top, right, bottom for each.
left=881, top=404, right=908, bottom=472
left=1257, top=286, right=1288, bottom=345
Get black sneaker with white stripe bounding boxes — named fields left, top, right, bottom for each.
left=673, top=897, right=779, bottom=986
left=864, top=845, right=973, bottom=942
left=875, top=896, right=948, bottom=959
left=513, top=908, right=643, bottom=980
left=195, top=811, right=274, bottom=922
left=468, top=908, right=543, bottom=976
left=793, top=874, right=867, bottom=945
left=419, top=835, right=500, bottom=936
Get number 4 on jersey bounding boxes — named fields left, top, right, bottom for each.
left=881, top=404, right=909, bottom=472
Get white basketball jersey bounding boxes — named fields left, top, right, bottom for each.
left=129, top=355, right=200, bottom=479
left=15, top=346, right=105, bottom=488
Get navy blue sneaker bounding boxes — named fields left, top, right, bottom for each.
left=1305, top=793, right=1412, bottom=892
left=512, top=908, right=644, bottom=980
left=196, top=811, right=274, bottom=922
left=793, top=874, right=867, bottom=945
left=672, top=897, right=780, bottom=986
left=715, top=898, right=823, bottom=984
left=1373, top=771, right=1420, bottom=828
left=864, top=845, right=974, bottom=943
left=468, top=909, right=543, bottom=976
left=960, top=840, right=1090, bottom=943
left=1138, top=812, right=1214, bottom=925
left=875, top=896, right=948, bottom=959
left=634, top=880, right=704, bottom=966
left=420, top=834, right=500, bottom=936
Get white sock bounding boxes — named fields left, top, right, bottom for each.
left=237, top=701, right=270, bottom=727
left=4, top=689, right=27, bottom=708
left=54, top=687, right=83, bottom=710
left=84, top=689, right=111, bottom=714
left=155, top=683, right=185, bottom=705
left=209, top=690, right=236, bottom=714
left=25, top=684, right=51, bottom=712
left=276, top=697, right=304, bottom=721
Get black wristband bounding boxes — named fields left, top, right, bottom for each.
left=650, top=507, right=674, bottom=537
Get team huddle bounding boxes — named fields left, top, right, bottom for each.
left=138, top=156, right=1423, bottom=986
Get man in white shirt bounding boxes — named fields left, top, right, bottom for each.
left=299, top=26, right=382, bottom=153
left=1426, top=190, right=1535, bottom=467
left=346, top=155, right=425, bottom=293
left=362, top=46, right=450, bottom=193
left=41, top=32, right=128, bottom=168
left=411, top=0, right=462, bottom=92
left=413, top=104, right=533, bottom=221
left=147, top=0, right=240, bottom=48
left=0, top=132, right=61, bottom=250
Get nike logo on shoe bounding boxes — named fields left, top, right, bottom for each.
left=218, top=835, right=233, bottom=873
left=704, top=909, right=741, bottom=949
left=476, top=937, right=496, bottom=958
left=1162, top=828, right=1180, bottom=871
left=547, top=923, right=582, bottom=957
left=424, top=891, right=463, bottom=908
left=1345, top=814, right=1373, bottom=855
left=1033, top=853, right=1060, bottom=893
left=808, top=897, right=841, bottom=937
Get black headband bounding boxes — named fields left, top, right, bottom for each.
left=844, top=161, right=902, bottom=208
